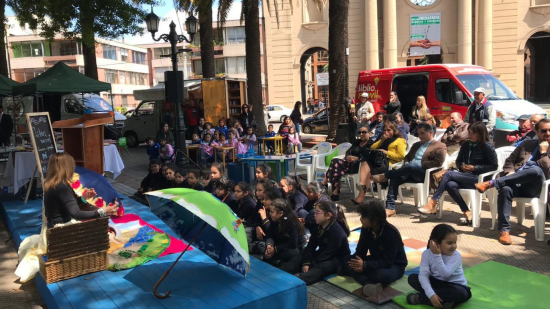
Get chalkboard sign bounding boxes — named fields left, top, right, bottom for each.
left=26, top=112, right=57, bottom=183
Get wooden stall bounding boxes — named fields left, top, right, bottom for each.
left=202, top=78, right=247, bottom=124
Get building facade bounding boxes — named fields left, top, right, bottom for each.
left=263, top=0, right=550, bottom=108
left=6, top=17, right=150, bottom=109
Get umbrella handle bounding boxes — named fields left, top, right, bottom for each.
left=153, top=222, right=208, bottom=299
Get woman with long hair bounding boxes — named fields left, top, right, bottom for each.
left=290, top=101, right=304, bottom=134
left=409, top=96, right=430, bottom=135
left=418, top=122, right=498, bottom=224
left=352, top=121, right=407, bottom=205
left=383, top=91, right=401, bottom=115
left=238, top=104, right=257, bottom=130
left=44, top=153, right=118, bottom=228
left=278, top=116, right=296, bottom=149
left=155, top=122, right=174, bottom=145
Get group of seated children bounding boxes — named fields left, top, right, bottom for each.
left=146, top=137, right=174, bottom=163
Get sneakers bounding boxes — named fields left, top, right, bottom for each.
left=372, top=174, right=387, bottom=183
left=406, top=293, right=421, bottom=305
left=475, top=181, right=492, bottom=194
left=499, top=231, right=512, bottom=245
left=362, top=283, right=383, bottom=297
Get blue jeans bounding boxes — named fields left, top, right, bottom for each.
left=295, top=123, right=301, bottom=134
left=432, top=171, right=478, bottom=212
left=494, top=166, right=545, bottom=232
left=385, top=163, right=426, bottom=210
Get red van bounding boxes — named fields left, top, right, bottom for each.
left=355, top=64, right=546, bottom=129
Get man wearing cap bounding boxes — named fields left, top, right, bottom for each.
left=506, top=114, right=532, bottom=145
left=354, top=93, right=375, bottom=131
left=464, top=87, right=496, bottom=136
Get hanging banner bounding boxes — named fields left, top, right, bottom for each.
left=410, top=12, right=441, bottom=56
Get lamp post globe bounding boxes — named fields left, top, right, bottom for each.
left=185, top=15, right=199, bottom=38
left=145, top=11, right=160, bottom=34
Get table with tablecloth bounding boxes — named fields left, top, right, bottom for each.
left=3, top=144, right=124, bottom=194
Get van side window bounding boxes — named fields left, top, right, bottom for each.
left=64, top=99, right=83, bottom=114
left=435, top=79, right=468, bottom=105
left=137, top=102, right=155, bottom=116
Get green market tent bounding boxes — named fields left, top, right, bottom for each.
left=12, top=62, right=111, bottom=96
left=0, top=74, right=20, bottom=96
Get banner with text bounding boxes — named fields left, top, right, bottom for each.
left=410, top=12, right=441, bottom=56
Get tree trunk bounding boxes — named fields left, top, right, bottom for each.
left=327, top=0, right=349, bottom=140
left=244, top=0, right=266, bottom=135
left=0, top=0, right=9, bottom=77
left=80, top=0, right=98, bottom=80
left=199, top=2, right=215, bottom=78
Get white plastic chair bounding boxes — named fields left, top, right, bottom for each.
left=295, top=142, right=332, bottom=184
left=314, top=143, right=352, bottom=181
left=396, top=154, right=448, bottom=207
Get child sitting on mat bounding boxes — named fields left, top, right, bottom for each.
left=251, top=187, right=283, bottom=256
left=407, top=224, right=471, bottom=308
left=264, top=199, right=305, bottom=273
left=293, top=200, right=351, bottom=285
left=256, top=164, right=278, bottom=187
left=204, top=163, right=226, bottom=194
left=161, top=164, right=177, bottom=189
left=232, top=182, right=258, bottom=227
left=280, top=176, right=309, bottom=219
left=201, top=170, right=211, bottom=188
left=146, top=137, right=161, bottom=161
left=134, top=159, right=163, bottom=203
left=174, top=169, right=188, bottom=188
left=338, top=200, right=408, bottom=298
left=182, top=171, right=203, bottom=191
left=215, top=180, right=236, bottom=205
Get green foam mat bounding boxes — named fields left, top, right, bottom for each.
left=393, top=261, right=550, bottom=309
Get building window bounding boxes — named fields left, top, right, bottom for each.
left=192, top=58, right=226, bottom=76
left=103, top=45, right=116, bottom=60
left=225, top=27, right=246, bottom=45
left=105, top=70, right=118, bottom=83
left=50, top=41, right=81, bottom=56
left=120, top=48, right=128, bottom=62
left=119, top=71, right=126, bottom=84
left=132, top=51, right=146, bottom=64
left=226, top=57, right=246, bottom=74
left=121, top=95, right=128, bottom=107
left=153, top=47, right=171, bottom=59
left=193, top=60, right=203, bottom=76
left=11, top=41, right=43, bottom=58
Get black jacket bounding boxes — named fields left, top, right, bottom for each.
left=290, top=109, right=303, bottom=125
left=353, top=223, right=408, bottom=271
left=288, top=190, right=308, bottom=214
left=266, top=221, right=300, bottom=254
left=230, top=195, right=257, bottom=227
left=182, top=182, right=204, bottom=191
left=0, top=113, right=13, bottom=139
left=239, top=112, right=257, bottom=129
left=383, top=100, right=401, bottom=115
left=302, top=222, right=350, bottom=266
left=44, top=184, right=99, bottom=227
left=141, top=172, right=165, bottom=191
left=456, top=142, right=498, bottom=176
left=346, top=139, right=374, bottom=174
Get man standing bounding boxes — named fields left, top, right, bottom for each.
left=263, top=103, right=270, bottom=128
left=372, top=123, right=447, bottom=217
left=514, top=114, right=544, bottom=146
left=463, top=87, right=496, bottom=135
left=0, top=106, right=13, bottom=146
left=441, top=112, right=469, bottom=155
left=475, top=119, right=550, bottom=245
left=354, top=93, right=375, bottom=131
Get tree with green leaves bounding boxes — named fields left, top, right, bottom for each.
left=7, top=0, right=158, bottom=80
left=176, top=0, right=216, bottom=79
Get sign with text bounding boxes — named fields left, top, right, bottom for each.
left=410, top=12, right=441, bottom=56
left=316, top=73, right=329, bottom=86
left=26, top=112, right=57, bottom=183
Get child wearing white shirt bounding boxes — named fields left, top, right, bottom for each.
left=406, top=224, right=471, bottom=308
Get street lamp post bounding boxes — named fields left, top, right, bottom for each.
left=145, top=9, right=198, bottom=167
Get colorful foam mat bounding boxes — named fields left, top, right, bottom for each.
left=324, top=227, right=488, bottom=305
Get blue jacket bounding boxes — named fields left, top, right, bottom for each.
left=147, top=142, right=161, bottom=160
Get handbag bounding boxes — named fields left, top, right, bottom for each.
left=366, top=149, right=389, bottom=169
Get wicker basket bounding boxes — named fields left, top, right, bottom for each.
left=46, top=217, right=110, bottom=261
left=39, top=250, right=108, bottom=284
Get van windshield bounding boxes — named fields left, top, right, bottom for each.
left=458, top=74, right=520, bottom=100
left=83, top=97, right=114, bottom=112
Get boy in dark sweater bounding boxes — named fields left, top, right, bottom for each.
left=339, top=200, right=408, bottom=297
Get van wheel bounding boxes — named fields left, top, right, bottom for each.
left=125, top=132, right=139, bottom=148
left=280, top=115, right=287, bottom=123
left=302, top=124, right=312, bottom=134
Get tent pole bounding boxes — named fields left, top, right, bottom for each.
left=12, top=95, right=16, bottom=145
left=153, top=222, right=207, bottom=299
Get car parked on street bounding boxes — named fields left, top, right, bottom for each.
left=302, top=108, right=329, bottom=134
left=267, top=104, right=293, bottom=123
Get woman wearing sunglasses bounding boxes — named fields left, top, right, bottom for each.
left=320, top=126, right=373, bottom=201
left=352, top=121, right=407, bottom=205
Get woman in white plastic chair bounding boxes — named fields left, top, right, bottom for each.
left=418, top=122, right=498, bottom=225
left=320, top=126, right=373, bottom=201
left=352, top=122, right=407, bottom=205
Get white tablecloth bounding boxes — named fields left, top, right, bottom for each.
left=103, top=144, right=125, bottom=179
left=4, top=145, right=125, bottom=194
